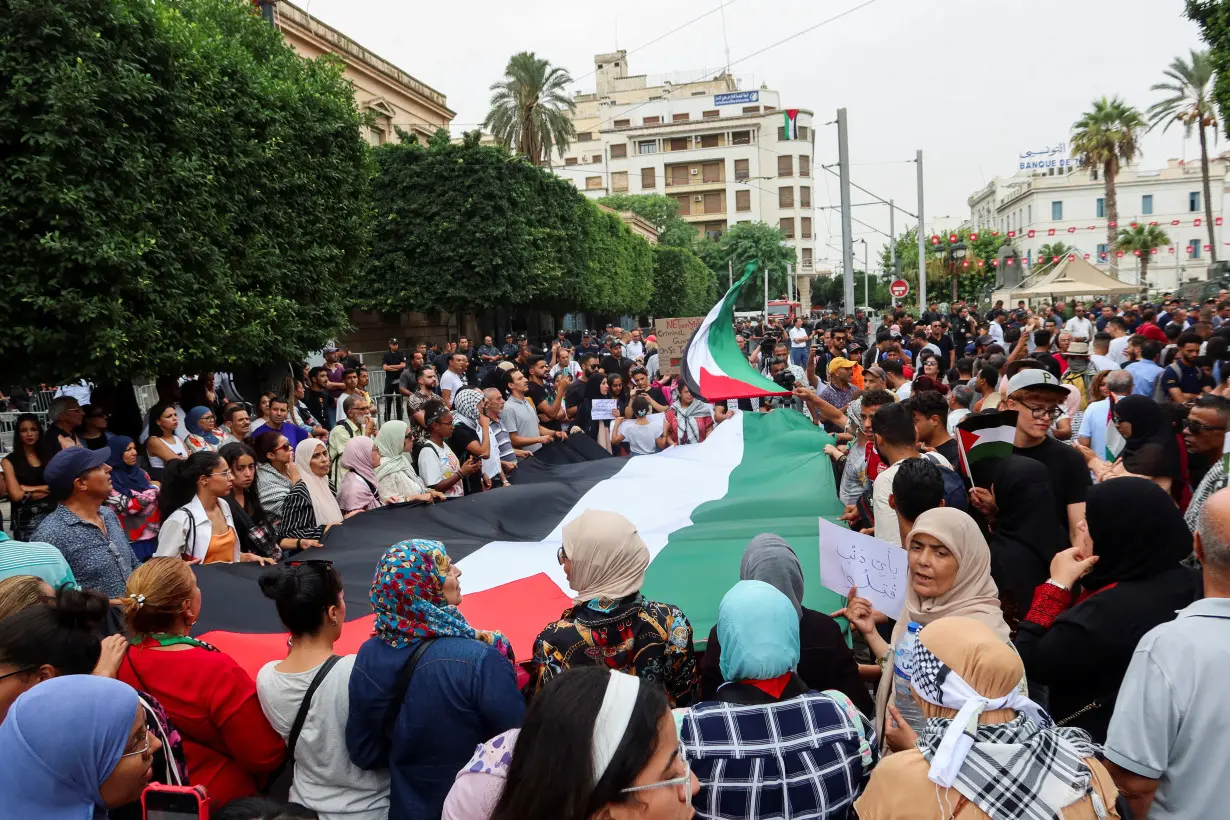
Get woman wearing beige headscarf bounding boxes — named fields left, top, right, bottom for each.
left=834, top=507, right=1010, bottom=751
left=524, top=509, right=699, bottom=706
left=855, top=617, right=1120, bottom=820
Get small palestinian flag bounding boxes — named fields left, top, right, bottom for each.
left=679, top=261, right=791, bottom=401
left=956, top=410, right=1019, bottom=486
left=783, top=109, right=800, bottom=139
left=1105, top=395, right=1125, bottom=461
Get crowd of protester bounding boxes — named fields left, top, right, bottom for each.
left=0, top=297, right=1228, bottom=819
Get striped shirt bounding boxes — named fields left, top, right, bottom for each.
left=0, top=535, right=76, bottom=588
left=256, top=463, right=292, bottom=523
left=277, top=481, right=333, bottom=543
left=489, top=418, right=515, bottom=461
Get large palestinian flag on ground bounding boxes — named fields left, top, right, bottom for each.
left=679, top=261, right=792, bottom=402
left=192, top=410, right=846, bottom=675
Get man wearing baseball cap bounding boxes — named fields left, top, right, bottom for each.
left=32, top=447, right=137, bottom=598
left=971, top=366, right=1090, bottom=546
left=818, top=357, right=858, bottom=410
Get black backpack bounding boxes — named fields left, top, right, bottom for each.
left=922, top=452, right=968, bottom=512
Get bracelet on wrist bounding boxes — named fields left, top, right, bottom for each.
left=1045, top=578, right=1070, bottom=591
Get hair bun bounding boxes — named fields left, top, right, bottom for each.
left=53, top=586, right=109, bottom=632
left=258, top=567, right=296, bottom=601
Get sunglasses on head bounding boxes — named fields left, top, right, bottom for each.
left=286, top=559, right=334, bottom=569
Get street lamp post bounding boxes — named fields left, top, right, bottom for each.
left=858, top=238, right=870, bottom=309
left=932, top=241, right=967, bottom=305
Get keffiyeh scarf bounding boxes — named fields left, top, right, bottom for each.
left=911, top=640, right=1102, bottom=820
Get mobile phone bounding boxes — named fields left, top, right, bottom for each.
left=142, top=784, right=208, bottom=820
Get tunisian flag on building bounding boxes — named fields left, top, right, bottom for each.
left=191, top=413, right=846, bottom=676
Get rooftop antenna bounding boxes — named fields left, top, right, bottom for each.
left=719, top=0, right=731, bottom=74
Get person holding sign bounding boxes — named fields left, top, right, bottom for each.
left=832, top=507, right=1010, bottom=754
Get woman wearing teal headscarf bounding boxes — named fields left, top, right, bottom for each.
left=681, top=580, right=877, bottom=819
left=0, top=675, right=161, bottom=819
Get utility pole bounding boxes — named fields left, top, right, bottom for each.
left=837, top=109, right=856, bottom=317
left=916, top=150, right=927, bottom=312
left=787, top=262, right=794, bottom=302
left=728, top=259, right=733, bottom=291
left=889, top=198, right=897, bottom=275
left=763, top=264, right=769, bottom=320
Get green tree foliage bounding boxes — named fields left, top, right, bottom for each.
left=877, top=227, right=1006, bottom=307
left=0, top=0, right=371, bottom=384
left=713, top=222, right=797, bottom=309
left=1187, top=2, right=1230, bottom=127
left=1070, top=97, right=1146, bottom=277
left=649, top=246, right=716, bottom=317
left=366, top=132, right=652, bottom=318
left=1035, top=242, right=1076, bottom=264
left=483, top=52, right=576, bottom=166
left=1148, top=48, right=1220, bottom=260
left=596, top=193, right=699, bottom=248
left=1114, top=224, right=1172, bottom=287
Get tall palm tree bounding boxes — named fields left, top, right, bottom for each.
left=1114, top=224, right=1171, bottom=290
left=1036, top=241, right=1075, bottom=264
left=1070, top=96, right=1146, bottom=279
left=484, top=52, right=577, bottom=166
left=1148, top=49, right=1220, bottom=263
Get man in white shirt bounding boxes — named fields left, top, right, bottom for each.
left=1089, top=333, right=1121, bottom=372
left=439, top=351, right=469, bottom=407
left=624, top=328, right=646, bottom=361
left=946, top=385, right=974, bottom=436
left=1105, top=316, right=1131, bottom=364
left=54, top=380, right=92, bottom=406
left=987, top=311, right=1006, bottom=345
left=1063, top=303, right=1095, bottom=341
left=788, top=317, right=812, bottom=368
left=548, top=346, right=582, bottom=379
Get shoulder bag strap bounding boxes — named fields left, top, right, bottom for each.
left=384, top=638, right=437, bottom=730
left=286, top=655, right=342, bottom=763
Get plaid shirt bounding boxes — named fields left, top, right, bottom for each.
left=681, top=689, right=877, bottom=819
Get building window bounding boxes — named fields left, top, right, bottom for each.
left=1028, top=204, right=1032, bottom=223
left=1096, top=198, right=1105, bottom=218
left=702, top=162, right=721, bottom=183
left=565, top=157, right=578, bottom=166
left=800, top=186, right=811, bottom=208
left=731, top=130, right=751, bottom=145
left=613, top=119, right=630, bottom=128
left=674, top=195, right=690, bottom=215
left=799, top=155, right=810, bottom=177
left=780, top=217, right=795, bottom=238
left=779, top=186, right=794, bottom=208
left=1192, top=239, right=1202, bottom=258
left=736, top=190, right=751, bottom=212
left=673, top=113, right=690, bottom=122
left=802, top=247, right=813, bottom=268
left=592, top=154, right=602, bottom=164
left=669, top=165, right=689, bottom=186
left=586, top=176, right=602, bottom=190
left=643, top=116, right=661, bottom=125
left=778, top=155, right=793, bottom=177
left=699, top=133, right=719, bottom=149
left=611, top=172, right=628, bottom=192
left=577, top=132, right=593, bottom=142
left=764, top=105, right=776, bottom=112
left=801, top=217, right=812, bottom=238
left=1051, top=201, right=1063, bottom=221
left=637, top=140, right=657, bottom=155
left=734, top=159, right=749, bottom=181
left=742, top=106, right=760, bottom=114
left=702, top=109, right=720, bottom=119
left=1142, top=194, right=1153, bottom=215
left=703, top=192, right=723, bottom=214
left=610, top=144, right=627, bottom=159
left=669, top=137, right=689, bottom=152
left=798, top=126, right=809, bottom=141
left=641, top=167, right=656, bottom=189
left=1097, top=243, right=1109, bottom=259
left=1191, top=191, right=1202, bottom=212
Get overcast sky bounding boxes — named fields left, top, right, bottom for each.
left=307, top=0, right=1206, bottom=269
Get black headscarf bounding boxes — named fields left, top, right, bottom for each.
left=990, top=456, right=1067, bottom=628
left=1082, top=477, right=1193, bottom=589
left=1113, top=395, right=1182, bottom=487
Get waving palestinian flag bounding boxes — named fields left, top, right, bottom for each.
left=956, top=410, right=1019, bottom=486
left=679, top=261, right=792, bottom=402
left=190, top=412, right=846, bottom=676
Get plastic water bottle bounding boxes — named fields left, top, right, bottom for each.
left=893, top=622, right=927, bottom=733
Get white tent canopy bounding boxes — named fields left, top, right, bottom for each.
left=1011, top=255, right=1140, bottom=300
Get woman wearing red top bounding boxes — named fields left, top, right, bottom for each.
left=118, top=557, right=285, bottom=806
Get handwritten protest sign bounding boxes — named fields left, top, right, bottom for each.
left=653, top=316, right=704, bottom=374
left=818, top=518, right=907, bottom=619
left=590, top=399, right=618, bottom=421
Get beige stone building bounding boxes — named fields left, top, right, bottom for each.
left=273, top=0, right=454, bottom=144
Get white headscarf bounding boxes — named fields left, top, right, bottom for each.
left=294, top=438, right=343, bottom=527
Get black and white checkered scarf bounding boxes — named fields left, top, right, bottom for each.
left=911, top=641, right=1106, bottom=820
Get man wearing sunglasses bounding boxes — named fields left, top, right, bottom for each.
left=972, top=368, right=1091, bottom=548
left=1183, top=395, right=1230, bottom=488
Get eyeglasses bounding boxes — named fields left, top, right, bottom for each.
left=209, top=469, right=233, bottom=479
left=0, top=666, right=34, bottom=682
left=620, top=745, right=692, bottom=807
left=556, top=545, right=567, bottom=565
left=1016, top=401, right=1064, bottom=421
left=1185, top=419, right=1227, bottom=434
left=120, top=730, right=152, bottom=759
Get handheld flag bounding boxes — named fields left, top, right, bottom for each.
left=679, top=261, right=792, bottom=401
left=1105, top=395, right=1125, bottom=461
left=956, top=410, right=1019, bottom=486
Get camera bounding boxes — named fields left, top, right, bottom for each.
left=773, top=369, right=796, bottom=390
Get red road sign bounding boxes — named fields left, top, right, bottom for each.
left=890, top=279, right=909, bottom=298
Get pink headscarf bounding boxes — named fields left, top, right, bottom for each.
left=337, top=436, right=381, bottom=513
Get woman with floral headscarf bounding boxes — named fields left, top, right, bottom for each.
left=855, top=617, right=1121, bottom=820
left=347, top=539, right=524, bottom=820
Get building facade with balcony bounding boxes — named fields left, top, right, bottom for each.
left=968, top=157, right=1230, bottom=292
left=554, top=52, right=817, bottom=273
left=273, top=0, right=454, bottom=145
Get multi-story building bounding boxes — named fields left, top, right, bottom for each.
left=274, top=0, right=454, bottom=145
left=555, top=52, right=817, bottom=273
left=968, top=156, right=1229, bottom=292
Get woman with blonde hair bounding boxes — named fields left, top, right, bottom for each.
left=855, top=617, right=1120, bottom=820
left=0, top=575, right=51, bottom=622
left=117, top=557, right=285, bottom=807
